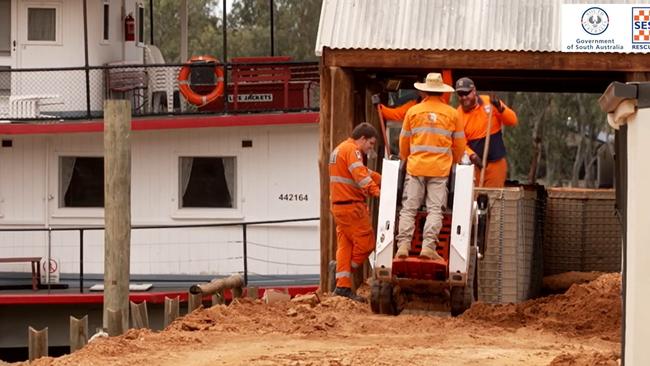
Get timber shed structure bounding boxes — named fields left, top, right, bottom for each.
left=314, top=0, right=646, bottom=323
left=316, top=0, right=649, bottom=362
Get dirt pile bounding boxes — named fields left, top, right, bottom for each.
left=463, top=273, right=622, bottom=340
left=542, top=271, right=606, bottom=294
left=20, top=276, right=623, bottom=365
left=549, top=351, right=620, bottom=366
left=167, top=294, right=371, bottom=336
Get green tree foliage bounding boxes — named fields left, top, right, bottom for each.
left=148, top=0, right=322, bottom=62
left=227, top=0, right=321, bottom=60
left=274, top=0, right=322, bottom=60
left=147, top=0, right=223, bottom=63
left=502, top=92, right=609, bottom=187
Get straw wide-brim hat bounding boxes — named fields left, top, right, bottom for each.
left=414, top=73, right=455, bottom=93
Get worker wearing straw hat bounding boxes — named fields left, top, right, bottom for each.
left=394, top=73, right=467, bottom=260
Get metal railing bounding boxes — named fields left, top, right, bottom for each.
left=0, top=217, right=319, bottom=292
left=0, top=60, right=320, bottom=122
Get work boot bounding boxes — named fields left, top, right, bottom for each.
left=419, top=245, right=442, bottom=260
left=394, top=244, right=410, bottom=259
left=334, top=287, right=366, bottom=303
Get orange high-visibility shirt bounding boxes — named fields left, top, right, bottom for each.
left=329, top=138, right=380, bottom=203
left=399, top=96, right=466, bottom=177
left=459, top=95, right=518, bottom=157
left=379, top=100, right=417, bottom=122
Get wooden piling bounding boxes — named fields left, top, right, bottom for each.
left=69, top=316, right=88, bottom=352
left=130, top=300, right=149, bottom=329
left=188, top=292, right=203, bottom=313
left=28, top=326, right=48, bottom=361
left=106, top=308, right=123, bottom=336
left=163, top=296, right=180, bottom=328
left=246, top=286, right=259, bottom=299
left=103, top=99, right=132, bottom=333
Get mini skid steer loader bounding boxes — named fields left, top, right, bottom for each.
left=370, top=158, right=489, bottom=316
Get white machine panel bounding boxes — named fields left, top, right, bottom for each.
left=449, top=164, right=475, bottom=275
left=372, top=159, right=401, bottom=271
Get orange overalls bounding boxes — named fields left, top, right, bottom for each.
left=329, top=138, right=381, bottom=289
left=458, top=96, right=518, bottom=187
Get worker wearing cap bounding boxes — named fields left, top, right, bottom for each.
left=455, top=77, right=518, bottom=187
left=394, top=73, right=466, bottom=260
left=329, top=122, right=381, bottom=302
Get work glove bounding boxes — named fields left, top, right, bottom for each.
left=489, top=94, right=505, bottom=113
left=469, top=153, right=483, bottom=168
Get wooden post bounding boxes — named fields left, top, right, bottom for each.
left=103, top=100, right=131, bottom=334
left=188, top=292, right=202, bottom=313
left=28, top=327, right=48, bottom=361
left=163, top=296, right=179, bottom=328
left=319, top=63, right=333, bottom=292
left=246, top=286, right=259, bottom=299
left=69, top=315, right=88, bottom=353
left=327, top=66, right=356, bottom=291
left=106, top=308, right=123, bottom=336
left=130, top=300, right=149, bottom=329
left=232, top=286, right=243, bottom=299
left=212, top=291, right=225, bottom=306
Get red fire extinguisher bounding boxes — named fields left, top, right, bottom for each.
left=124, top=13, right=135, bottom=42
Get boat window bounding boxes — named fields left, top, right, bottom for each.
left=179, top=156, right=236, bottom=208
left=137, top=2, right=145, bottom=46
left=102, top=0, right=110, bottom=42
left=59, top=156, right=104, bottom=208
left=27, top=6, right=58, bottom=42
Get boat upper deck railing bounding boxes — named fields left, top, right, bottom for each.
left=0, top=59, right=320, bottom=122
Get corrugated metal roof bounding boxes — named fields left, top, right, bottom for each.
left=315, top=0, right=650, bottom=55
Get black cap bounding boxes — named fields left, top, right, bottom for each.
left=455, top=77, right=475, bottom=92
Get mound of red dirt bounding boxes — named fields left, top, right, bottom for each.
left=463, top=273, right=622, bottom=340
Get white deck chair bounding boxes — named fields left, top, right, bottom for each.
left=144, top=45, right=180, bottom=113
left=8, top=95, right=62, bottom=119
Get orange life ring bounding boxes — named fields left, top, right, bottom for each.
left=177, top=55, right=225, bottom=107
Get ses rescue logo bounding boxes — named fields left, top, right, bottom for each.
left=633, top=8, right=650, bottom=47
left=562, top=4, right=650, bottom=53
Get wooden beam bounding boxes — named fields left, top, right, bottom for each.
left=103, top=100, right=131, bottom=334
left=323, top=48, right=650, bottom=72
left=319, top=63, right=332, bottom=292
left=626, top=72, right=650, bottom=82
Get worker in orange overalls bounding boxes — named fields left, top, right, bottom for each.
left=394, top=73, right=466, bottom=260
left=329, top=122, right=381, bottom=302
left=455, top=77, right=518, bottom=187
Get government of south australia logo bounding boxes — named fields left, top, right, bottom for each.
left=633, top=8, right=650, bottom=43
left=581, top=7, right=609, bottom=35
